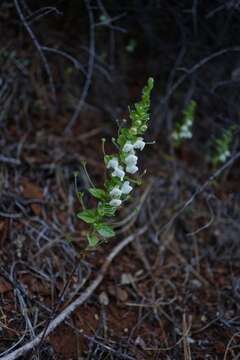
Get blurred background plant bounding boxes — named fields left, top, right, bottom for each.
left=171, top=100, right=196, bottom=147
left=211, top=125, right=236, bottom=167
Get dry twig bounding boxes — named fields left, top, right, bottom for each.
left=0, top=226, right=148, bottom=360
left=14, top=0, right=56, bottom=101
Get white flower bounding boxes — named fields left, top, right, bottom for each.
left=107, top=157, right=118, bottom=169
left=109, top=198, right=122, bottom=207
left=219, top=150, right=230, bottom=162
left=110, top=186, right=122, bottom=198
left=219, top=153, right=226, bottom=162
left=123, top=142, right=134, bottom=153
left=181, top=129, right=192, bottom=139
left=180, top=124, right=192, bottom=139
left=186, top=118, right=192, bottom=126
left=181, top=125, right=189, bottom=133
left=125, top=154, right=138, bottom=166
left=126, top=164, right=138, bottom=174
left=112, top=166, right=125, bottom=180
left=133, top=137, right=145, bottom=151
left=185, top=131, right=192, bottom=139
left=121, top=181, right=133, bottom=194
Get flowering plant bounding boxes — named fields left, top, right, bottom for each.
left=76, top=78, right=154, bottom=247
left=211, top=126, right=235, bottom=166
left=171, top=100, right=196, bottom=147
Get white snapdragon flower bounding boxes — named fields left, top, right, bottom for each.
left=110, top=186, right=122, bottom=198
left=125, top=154, right=138, bottom=166
left=179, top=124, right=192, bottom=139
left=181, top=124, right=188, bottom=132
left=133, top=137, right=145, bottom=151
left=181, top=129, right=192, bottom=139
left=185, top=131, right=192, bottom=139
left=112, top=166, right=125, bottom=180
left=219, top=153, right=226, bottom=162
left=121, top=181, right=133, bottom=194
left=123, top=142, right=134, bottom=153
left=109, top=198, right=122, bottom=207
left=219, top=150, right=230, bottom=162
left=107, top=157, right=119, bottom=169
left=126, top=164, right=138, bottom=174
left=186, top=118, right=192, bottom=126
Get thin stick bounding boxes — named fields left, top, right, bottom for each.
left=64, top=0, right=95, bottom=133
left=0, top=226, right=147, bottom=360
left=37, top=261, right=79, bottom=351
left=14, top=0, right=56, bottom=101
left=160, top=151, right=240, bottom=234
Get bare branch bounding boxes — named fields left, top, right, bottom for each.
left=14, top=0, right=56, bottom=101
left=0, top=226, right=147, bottom=360
left=64, top=0, right=95, bottom=133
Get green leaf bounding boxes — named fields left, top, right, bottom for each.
left=88, top=188, right=107, bottom=200
left=94, top=223, right=115, bottom=238
left=77, top=209, right=97, bottom=223
left=87, top=233, right=99, bottom=247
left=97, top=203, right=116, bottom=217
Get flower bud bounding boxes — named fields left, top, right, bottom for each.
left=140, top=125, right=147, bottom=132
left=130, top=127, right=138, bottom=135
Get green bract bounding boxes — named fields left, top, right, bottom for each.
left=76, top=78, right=154, bottom=248
left=88, top=188, right=107, bottom=200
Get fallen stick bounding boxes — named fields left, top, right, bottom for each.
left=0, top=226, right=147, bottom=360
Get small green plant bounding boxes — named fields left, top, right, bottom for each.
left=211, top=126, right=235, bottom=167
left=76, top=78, right=154, bottom=248
left=171, top=100, right=197, bottom=147
left=126, top=39, right=137, bottom=53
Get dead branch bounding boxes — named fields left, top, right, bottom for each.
left=64, top=0, right=95, bottom=133
left=0, top=226, right=147, bottom=360
left=14, top=0, right=56, bottom=101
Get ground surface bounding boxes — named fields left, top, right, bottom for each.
left=0, top=1, right=240, bottom=359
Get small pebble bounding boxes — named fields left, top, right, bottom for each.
left=98, top=291, right=109, bottom=306
left=121, top=273, right=133, bottom=285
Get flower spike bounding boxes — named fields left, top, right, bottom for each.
left=77, top=78, right=154, bottom=247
